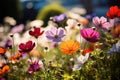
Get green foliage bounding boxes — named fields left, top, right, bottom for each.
left=36, top=3, right=67, bottom=27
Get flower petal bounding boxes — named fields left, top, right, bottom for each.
left=100, top=16, right=107, bottom=23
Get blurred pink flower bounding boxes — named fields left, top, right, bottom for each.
left=10, top=24, right=24, bottom=34
left=92, top=16, right=111, bottom=30
left=80, top=28, right=100, bottom=42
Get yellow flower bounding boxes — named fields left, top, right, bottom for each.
left=60, top=40, right=80, bottom=55
left=62, top=73, right=74, bottom=80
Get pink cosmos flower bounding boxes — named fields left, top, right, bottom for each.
left=19, top=41, right=35, bottom=54
left=80, top=28, right=100, bottom=42
left=92, top=16, right=111, bottom=30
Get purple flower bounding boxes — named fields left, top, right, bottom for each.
left=85, top=13, right=96, bottom=21
left=92, top=16, right=111, bottom=30
left=28, top=61, right=40, bottom=74
left=46, top=27, right=65, bottom=43
left=4, top=39, right=12, bottom=48
left=80, top=28, right=100, bottom=42
left=53, top=14, right=67, bottom=22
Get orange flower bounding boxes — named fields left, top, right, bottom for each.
left=0, top=47, right=7, bottom=55
left=60, top=40, right=80, bottom=55
left=2, top=65, right=10, bottom=73
left=9, top=53, right=21, bottom=63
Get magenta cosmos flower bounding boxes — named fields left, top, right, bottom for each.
left=46, top=27, right=65, bottom=43
left=19, top=41, right=35, bottom=54
left=92, top=16, right=111, bottom=30
left=28, top=61, right=40, bottom=74
left=29, top=27, right=44, bottom=38
left=80, top=28, right=100, bottom=42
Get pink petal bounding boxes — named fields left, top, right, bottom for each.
left=86, top=28, right=93, bottom=37
left=100, top=16, right=107, bottom=23
left=102, top=22, right=111, bottom=29
left=92, top=16, right=100, bottom=27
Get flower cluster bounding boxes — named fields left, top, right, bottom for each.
left=0, top=5, right=120, bottom=80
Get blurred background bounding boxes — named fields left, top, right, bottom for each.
left=0, top=0, right=119, bottom=25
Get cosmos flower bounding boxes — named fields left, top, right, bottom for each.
left=106, top=6, right=120, bottom=19
left=0, top=47, right=7, bottom=55
left=92, top=16, right=111, bottom=30
left=28, top=60, right=43, bottom=74
left=4, top=39, right=12, bottom=48
left=53, top=14, right=67, bottom=22
left=0, top=65, right=10, bottom=78
left=10, top=24, right=24, bottom=34
left=2, top=65, right=10, bottom=73
left=72, top=53, right=89, bottom=71
left=29, top=27, right=44, bottom=38
left=29, top=20, right=44, bottom=28
left=9, top=53, right=22, bottom=63
left=4, top=16, right=16, bottom=26
left=66, top=19, right=79, bottom=29
left=19, top=41, right=35, bottom=54
left=46, top=27, right=65, bottom=43
left=107, top=40, right=120, bottom=54
left=80, top=28, right=100, bottom=42
left=60, top=40, right=80, bottom=55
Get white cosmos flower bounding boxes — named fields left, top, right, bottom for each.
left=73, top=53, right=89, bottom=71
left=107, top=40, right=120, bottom=54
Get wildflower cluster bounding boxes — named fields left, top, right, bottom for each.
left=0, top=5, right=120, bottom=80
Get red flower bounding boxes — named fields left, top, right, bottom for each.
left=106, top=6, right=120, bottom=19
left=82, top=47, right=94, bottom=55
left=29, top=27, right=44, bottom=38
left=19, top=41, right=35, bottom=54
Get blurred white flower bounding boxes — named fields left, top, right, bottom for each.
left=66, top=19, right=79, bottom=29
left=70, top=7, right=86, bottom=15
left=73, top=53, right=89, bottom=71
left=0, top=26, right=4, bottom=32
left=29, top=20, right=44, bottom=28
left=4, top=16, right=16, bottom=26
left=68, top=12, right=88, bottom=24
